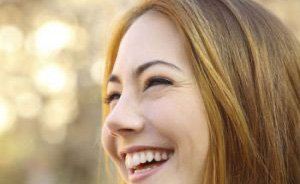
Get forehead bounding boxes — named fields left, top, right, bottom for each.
left=112, top=11, right=190, bottom=75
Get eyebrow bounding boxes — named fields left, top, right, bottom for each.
left=107, top=60, right=181, bottom=85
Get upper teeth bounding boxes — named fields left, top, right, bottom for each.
left=125, top=150, right=171, bottom=169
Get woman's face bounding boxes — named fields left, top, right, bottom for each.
left=102, top=11, right=209, bottom=184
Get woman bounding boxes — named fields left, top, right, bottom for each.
left=101, top=0, right=300, bottom=183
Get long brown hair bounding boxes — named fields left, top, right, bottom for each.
left=101, top=0, right=300, bottom=183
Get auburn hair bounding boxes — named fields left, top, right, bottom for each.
left=101, top=0, right=300, bottom=183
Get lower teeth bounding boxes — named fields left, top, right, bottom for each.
left=134, top=166, right=155, bottom=174
left=132, top=160, right=169, bottom=174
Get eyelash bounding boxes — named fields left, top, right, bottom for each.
left=104, top=92, right=120, bottom=105
left=144, top=77, right=173, bottom=91
left=104, top=77, right=173, bottom=105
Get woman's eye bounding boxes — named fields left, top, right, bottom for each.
left=144, top=77, right=173, bottom=90
left=104, top=92, right=121, bottom=105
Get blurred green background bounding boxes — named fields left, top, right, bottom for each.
left=0, top=0, right=299, bottom=184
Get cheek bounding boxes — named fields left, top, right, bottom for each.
left=143, top=94, right=210, bottom=153
left=143, top=94, right=208, bottom=137
left=142, top=97, right=180, bottom=131
left=101, top=125, right=118, bottom=160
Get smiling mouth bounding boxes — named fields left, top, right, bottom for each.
left=124, top=149, right=174, bottom=182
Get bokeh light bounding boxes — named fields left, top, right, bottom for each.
left=34, top=21, right=75, bottom=56
left=0, top=25, right=23, bottom=53
left=40, top=97, right=78, bottom=130
left=14, top=91, right=42, bottom=119
left=33, top=63, right=76, bottom=95
left=0, top=98, right=16, bottom=135
left=90, top=59, right=105, bottom=85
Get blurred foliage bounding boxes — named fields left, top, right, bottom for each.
left=0, top=0, right=298, bottom=184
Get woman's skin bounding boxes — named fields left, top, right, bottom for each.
left=102, top=11, right=210, bottom=184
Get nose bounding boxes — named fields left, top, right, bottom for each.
left=104, top=94, right=145, bottom=137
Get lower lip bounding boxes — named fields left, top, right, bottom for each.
left=128, top=158, right=170, bottom=182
